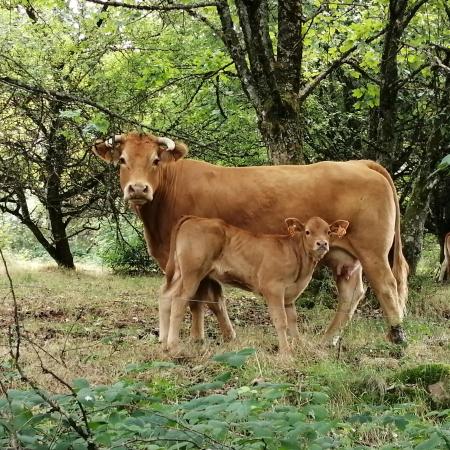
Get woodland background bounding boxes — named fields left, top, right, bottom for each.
left=0, top=0, right=449, bottom=274
left=0, top=2, right=449, bottom=448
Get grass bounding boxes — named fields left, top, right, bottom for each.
left=0, top=249, right=449, bottom=447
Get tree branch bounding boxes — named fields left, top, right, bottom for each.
left=216, top=0, right=261, bottom=109
left=0, top=75, right=153, bottom=131
left=87, top=0, right=218, bottom=11
left=299, top=28, right=386, bottom=101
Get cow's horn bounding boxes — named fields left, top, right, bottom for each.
left=105, top=134, right=123, bottom=148
left=156, top=136, right=175, bottom=151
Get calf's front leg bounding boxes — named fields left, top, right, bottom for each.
left=285, top=299, right=301, bottom=341
left=263, top=288, right=291, bottom=355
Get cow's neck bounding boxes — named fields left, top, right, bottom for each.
left=138, top=164, right=179, bottom=267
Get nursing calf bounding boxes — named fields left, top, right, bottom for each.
left=160, top=216, right=349, bottom=355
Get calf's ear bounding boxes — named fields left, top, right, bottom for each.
left=285, top=218, right=305, bottom=236
left=92, top=138, right=121, bottom=163
left=329, top=220, right=350, bottom=238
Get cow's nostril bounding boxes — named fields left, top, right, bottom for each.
left=143, top=185, right=148, bottom=193
left=128, top=185, right=135, bottom=193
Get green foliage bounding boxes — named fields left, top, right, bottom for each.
left=437, top=155, right=450, bottom=173
left=97, top=217, right=160, bottom=275
left=1, top=349, right=449, bottom=449
left=396, top=364, right=450, bottom=387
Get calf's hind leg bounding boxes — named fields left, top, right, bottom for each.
left=167, top=276, right=202, bottom=353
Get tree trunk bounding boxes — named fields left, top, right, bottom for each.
left=258, top=103, right=304, bottom=164
left=217, top=0, right=305, bottom=164
left=402, top=170, right=436, bottom=274
left=402, top=52, right=450, bottom=274
left=45, top=108, right=75, bottom=269
left=366, top=0, right=408, bottom=173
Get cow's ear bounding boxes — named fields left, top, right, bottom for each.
left=329, top=220, right=349, bottom=238
left=285, top=218, right=305, bottom=236
left=159, top=141, right=188, bottom=163
left=92, top=139, right=121, bottom=163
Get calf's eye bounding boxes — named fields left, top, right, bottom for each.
left=153, top=158, right=160, bottom=166
left=118, top=157, right=126, bottom=165
left=305, top=230, right=310, bottom=236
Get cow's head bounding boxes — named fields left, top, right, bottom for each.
left=92, top=133, right=188, bottom=205
left=285, top=216, right=350, bottom=261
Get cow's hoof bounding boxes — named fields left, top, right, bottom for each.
left=320, top=334, right=341, bottom=348
left=387, top=325, right=407, bottom=345
left=223, top=329, right=237, bottom=342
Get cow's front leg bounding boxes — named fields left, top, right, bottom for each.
left=159, top=281, right=176, bottom=346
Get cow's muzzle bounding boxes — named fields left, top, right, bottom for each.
left=124, top=183, right=153, bottom=205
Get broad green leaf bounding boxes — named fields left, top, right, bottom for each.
left=213, top=348, right=256, bottom=367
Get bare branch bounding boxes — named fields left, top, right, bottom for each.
left=0, top=249, right=21, bottom=362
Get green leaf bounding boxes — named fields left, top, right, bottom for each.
left=438, top=154, right=450, bottom=170
left=59, top=109, right=81, bottom=119
left=414, top=433, right=444, bottom=450
left=213, top=348, right=255, bottom=367
left=124, top=361, right=176, bottom=373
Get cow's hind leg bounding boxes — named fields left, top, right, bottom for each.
left=438, top=256, right=448, bottom=283
left=360, top=255, right=406, bottom=344
left=322, top=264, right=366, bottom=345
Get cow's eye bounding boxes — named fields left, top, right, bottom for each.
left=305, top=230, right=310, bottom=236
left=328, top=230, right=331, bottom=235
left=118, top=156, right=126, bottom=165
left=153, top=158, right=160, bottom=166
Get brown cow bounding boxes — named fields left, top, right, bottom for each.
left=438, top=232, right=450, bottom=283
left=92, top=132, right=409, bottom=344
left=160, top=215, right=349, bottom=355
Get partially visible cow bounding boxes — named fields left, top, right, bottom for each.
left=438, top=232, right=450, bottom=283
left=160, top=215, right=349, bottom=355
left=92, top=132, right=409, bottom=345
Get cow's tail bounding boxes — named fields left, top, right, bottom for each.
left=164, top=215, right=196, bottom=286
left=363, top=160, right=409, bottom=311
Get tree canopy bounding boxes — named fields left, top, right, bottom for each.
left=0, top=0, right=449, bottom=271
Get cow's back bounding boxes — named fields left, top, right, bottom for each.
left=141, top=159, right=396, bottom=269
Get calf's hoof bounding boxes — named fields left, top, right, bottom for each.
left=387, top=325, right=407, bottom=345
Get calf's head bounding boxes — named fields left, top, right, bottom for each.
left=92, top=133, right=187, bottom=205
left=285, top=216, right=350, bottom=261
